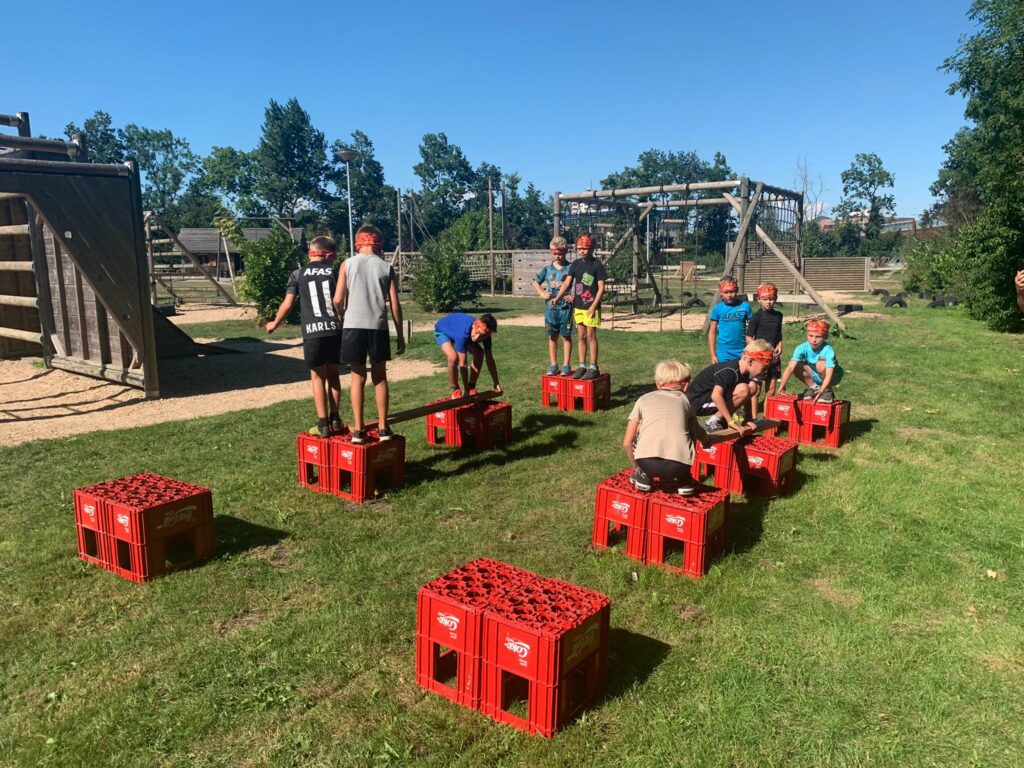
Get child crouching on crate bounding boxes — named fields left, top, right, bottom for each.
left=623, top=359, right=752, bottom=495
left=433, top=312, right=502, bottom=398
left=776, top=319, right=844, bottom=403
left=687, top=340, right=775, bottom=431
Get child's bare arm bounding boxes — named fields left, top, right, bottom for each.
left=484, top=349, right=501, bottom=392
left=708, top=321, right=718, bottom=364
left=266, top=294, right=296, bottom=333
left=623, top=419, right=639, bottom=464
left=550, top=275, right=572, bottom=306
left=388, top=279, right=405, bottom=355
left=532, top=279, right=549, bottom=300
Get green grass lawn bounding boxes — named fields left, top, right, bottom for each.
left=3, top=300, right=1024, bottom=766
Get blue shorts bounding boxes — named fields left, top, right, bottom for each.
left=811, top=364, right=844, bottom=387
left=434, top=331, right=454, bottom=348
left=545, top=303, right=574, bottom=338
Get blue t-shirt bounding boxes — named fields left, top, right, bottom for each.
left=535, top=262, right=571, bottom=300
left=709, top=300, right=752, bottom=361
left=791, top=341, right=837, bottom=368
left=435, top=313, right=492, bottom=353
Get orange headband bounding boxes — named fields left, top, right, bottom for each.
left=805, top=320, right=830, bottom=335
left=309, top=249, right=336, bottom=258
left=550, top=246, right=568, bottom=255
left=576, top=234, right=594, bottom=249
left=745, top=349, right=774, bottom=365
left=719, top=277, right=738, bottom=289
left=471, top=319, right=492, bottom=338
left=355, top=232, right=383, bottom=251
left=757, top=283, right=777, bottom=300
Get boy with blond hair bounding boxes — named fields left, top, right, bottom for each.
left=266, top=235, right=343, bottom=436
left=686, top=339, right=774, bottom=431
left=333, top=224, right=405, bottom=444
left=550, top=233, right=606, bottom=380
left=532, top=236, right=574, bottom=375
left=623, top=359, right=751, bottom=494
left=777, top=319, right=844, bottom=403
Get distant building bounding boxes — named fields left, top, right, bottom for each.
left=176, top=227, right=306, bottom=277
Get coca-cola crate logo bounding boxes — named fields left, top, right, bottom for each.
left=83, top=504, right=97, bottom=519
left=664, top=513, right=687, bottom=532
left=813, top=408, right=829, bottom=419
left=157, top=505, right=196, bottom=530
left=436, top=612, right=460, bottom=636
left=306, top=444, right=320, bottom=457
left=435, top=412, right=447, bottom=423
left=341, top=449, right=354, bottom=461
left=504, top=636, right=531, bottom=664
left=747, top=455, right=765, bottom=468
left=705, top=445, right=718, bottom=457
left=610, top=500, right=630, bottom=515
left=776, top=403, right=791, bottom=415
left=547, top=379, right=560, bottom=390
left=572, top=383, right=585, bottom=394
left=565, top=620, right=601, bottom=666
left=115, top=513, right=131, bottom=530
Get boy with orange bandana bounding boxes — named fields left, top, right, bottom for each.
left=746, top=282, right=784, bottom=404
left=433, top=312, right=501, bottom=398
left=777, top=320, right=843, bottom=403
left=550, top=234, right=606, bottom=380
left=686, top=340, right=774, bottom=431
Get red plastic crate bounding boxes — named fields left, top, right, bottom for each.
left=765, top=393, right=800, bottom=438
left=426, top=399, right=466, bottom=447
left=566, top=374, right=611, bottom=412
left=647, top=485, right=729, bottom=547
left=742, top=467, right=797, bottom=498
left=76, top=525, right=109, bottom=567
left=106, top=519, right=215, bottom=583
left=591, top=470, right=649, bottom=562
left=416, top=559, right=540, bottom=708
left=73, top=489, right=105, bottom=532
left=106, top=489, right=213, bottom=546
left=691, top=439, right=742, bottom=491
left=735, top=435, right=799, bottom=483
left=797, top=399, right=851, bottom=448
left=296, top=433, right=333, bottom=493
left=329, top=433, right=406, bottom=503
left=540, top=374, right=568, bottom=410
left=645, top=522, right=728, bottom=578
left=482, top=401, right=513, bottom=448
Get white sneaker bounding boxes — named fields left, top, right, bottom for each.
left=677, top=485, right=696, bottom=496
left=705, top=414, right=726, bottom=431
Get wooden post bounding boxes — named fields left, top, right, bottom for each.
left=553, top=193, right=561, bottom=238
left=396, top=187, right=403, bottom=290
left=735, top=177, right=750, bottom=292
left=222, top=234, right=236, bottom=285
left=488, top=177, right=495, bottom=295
left=703, top=182, right=764, bottom=333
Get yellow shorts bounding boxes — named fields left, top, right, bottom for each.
left=573, top=308, right=601, bottom=328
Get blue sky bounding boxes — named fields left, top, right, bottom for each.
left=5, top=0, right=974, bottom=218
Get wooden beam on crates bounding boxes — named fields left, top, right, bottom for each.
left=706, top=418, right=782, bottom=441
left=361, top=390, right=501, bottom=432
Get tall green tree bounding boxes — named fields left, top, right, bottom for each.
left=412, top=133, right=476, bottom=235
left=327, top=131, right=397, bottom=247
left=832, top=153, right=896, bottom=228
left=251, top=98, right=329, bottom=218
left=64, top=111, right=124, bottom=164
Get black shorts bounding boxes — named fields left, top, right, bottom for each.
left=341, top=328, right=391, bottom=365
left=688, top=392, right=720, bottom=415
left=303, top=335, right=341, bottom=369
left=636, top=457, right=692, bottom=484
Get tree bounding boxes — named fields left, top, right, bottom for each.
left=832, top=153, right=896, bottom=227
left=218, top=216, right=302, bottom=322
left=412, top=133, right=476, bottom=235
left=502, top=176, right=551, bottom=248
left=121, top=125, right=200, bottom=215
left=64, top=111, right=124, bottom=164
left=202, top=146, right=263, bottom=217
left=251, top=98, right=329, bottom=218
left=327, top=131, right=397, bottom=247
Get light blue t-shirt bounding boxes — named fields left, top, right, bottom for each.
left=791, top=341, right=840, bottom=385
left=709, top=300, right=752, bottom=361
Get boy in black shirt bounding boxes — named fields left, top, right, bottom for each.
left=746, top=282, right=784, bottom=404
left=687, top=340, right=774, bottom=431
left=266, top=235, right=343, bottom=436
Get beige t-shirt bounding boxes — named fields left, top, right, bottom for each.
left=628, top=388, right=698, bottom=465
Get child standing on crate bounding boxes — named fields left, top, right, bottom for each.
left=549, top=233, right=606, bottom=380
left=745, top=282, right=784, bottom=403
left=332, top=224, right=405, bottom=445
left=266, top=235, right=343, bottom=437
left=777, top=319, right=844, bottom=403
left=433, top=312, right=502, bottom=398
left=531, top=236, right=574, bottom=376
left=623, top=359, right=751, bottom=495
left=707, top=275, right=752, bottom=364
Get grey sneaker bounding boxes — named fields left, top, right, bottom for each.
left=630, top=469, right=652, bottom=492
left=581, top=366, right=600, bottom=381
left=560, top=363, right=572, bottom=376
left=705, top=414, right=727, bottom=432
left=377, top=426, right=394, bottom=441
left=350, top=429, right=367, bottom=445
left=800, top=387, right=819, bottom=400
left=571, top=365, right=588, bottom=379
left=818, top=388, right=835, bottom=403
left=546, top=364, right=558, bottom=375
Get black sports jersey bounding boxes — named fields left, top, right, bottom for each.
left=286, top=264, right=341, bottom=339
left=687, top=360, right=749, bottom=402
left=747, top=308, right=783, bottom=347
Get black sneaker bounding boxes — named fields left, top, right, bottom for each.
left=571, top=365, right=588, bottom=379
left=377, top=426, right=394, bottom=441
left=800, top=387, right=819, bottom=400
left=818, top=388, right=835, bottom=403
left=329, top=415, right=344, bottom=436
left=630, top=469, right=652, bottom=492
left=351, top=429, right=367, bottom=445
left=581, top=366, right=600, bottom=381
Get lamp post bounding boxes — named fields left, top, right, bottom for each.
left=335, top=149, right=358, bottom=256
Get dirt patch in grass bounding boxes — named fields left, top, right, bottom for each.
left=677, top=603, right=706, bottom=622
left=249, top=542, right=295, bottom=570
left=898, top=426, right=957, bottom=440
left=812, top=578, right=862, bottom=609
left=213, top=609, right=271, bottom=635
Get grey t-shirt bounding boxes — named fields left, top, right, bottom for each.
left=628, top=388, right=699, bottom=465
left=342, top=254, right=395, bottom=330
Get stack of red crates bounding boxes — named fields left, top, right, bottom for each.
left=734, top=435, right=799, bottom=497
left=566, top=374, right=612, bottom=412
left=426, top=399, right=512, bottom=450
left=592, top=469, right=730, bottom=577
left=296, top=431, right=406, bottom=503
left=692, top=439, right=744, bottom=493
left=540, top=374, right=568, bottom=410
left=73, top=473, right=214, bottom=583
left=416, top=559, right=610, bottom=738
left=764, top=394, right=800, bottom=438
left=797, top=399, right=851, bottom=448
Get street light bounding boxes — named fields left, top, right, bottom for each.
left=335, top=148, right=358, bottom=257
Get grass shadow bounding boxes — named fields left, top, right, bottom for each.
left=848, top=418, right=877, bottom=442
left=610, top=383, right=653, bottom=409
left=603, top=628, right=673, bottom=699
left=214, top=515, right=289, bottom=558
left=518, top=412, right=590, bottom=432
left=727, top=495, right=770, bottom=554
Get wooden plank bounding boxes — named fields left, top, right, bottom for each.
left=73, top=263, right=89, bottom=359
left=0, top=261, right=33, bottom=271
left=707, top=418, right=782, bottom=440
left=0, top=294, right=37, bottom=307
left=0, top=224, right=30, bottom=237
left=50, top=354, right=145, bottom=389
left=0, top=325, right=41, bottom=343
left=361, top=390, right=501, bottom=432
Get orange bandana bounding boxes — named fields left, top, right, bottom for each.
left=719, top=277, right=738, bottom=290
left=576, top=234, right=594, bottom=249
left=550, top=247, right=568, bottom=257
left=745, top=349, right=774, bottom=365
left=355, top=232, right=383, bottom=251
left=805, top=320, right=830, bottom=335
left=756, top=282, right=778, bottom=300
left=471, top=319, right=491, bottom=339
left=308, top=249, right=336, bottom=258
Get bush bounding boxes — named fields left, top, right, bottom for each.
left=902, top=237, right=956, bottom=294
left=944, top=205, right=1024, bottom=333
left=218, top=218, right=303, bottom=322
left=412, top=236, right=478, bottom=313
